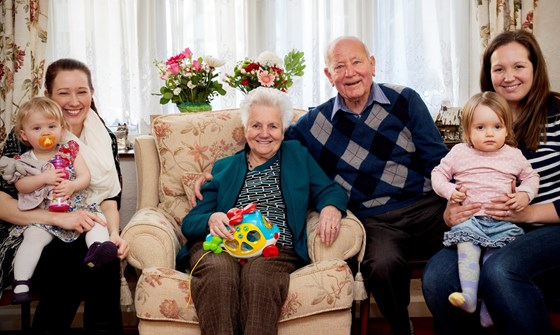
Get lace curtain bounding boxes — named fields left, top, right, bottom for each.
left=0, top=0, right=48, bottom=151
left=39, top=0, right=471, bottom=136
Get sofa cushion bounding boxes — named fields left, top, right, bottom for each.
left=134, top=259, right=354, bottom=324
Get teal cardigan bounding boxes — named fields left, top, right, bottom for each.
left=176, top=140, right=348, bottom=269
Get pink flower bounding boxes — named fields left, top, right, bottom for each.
left=257, top=70, right=275, bottom=87
left=181, top=48, right=193, bottom=59
left=167, top=63, right=180, bottom=74
left=191, top=59, right=202, bottom=71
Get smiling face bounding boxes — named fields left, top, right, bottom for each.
left=324, top=37, right=375, bottom=112
left=490, top=41, right=534, bottom=116
left=45, top=70, right=94, bottom=137
left=245, top=105, right=284, bottom=162
left=19, top=111, right=63, bottom=155
left=469, top=104, right=507, bottom=152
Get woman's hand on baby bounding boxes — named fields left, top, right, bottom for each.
left=444, top=201, right=481, bottom=227
left=110, top=231, right=129, bottom=260
left=52, top=210, right=105, bottom=233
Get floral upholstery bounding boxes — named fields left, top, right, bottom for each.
left=135, top=259, right=353, bottom=325
left=121, top=109, right=366, bottom=335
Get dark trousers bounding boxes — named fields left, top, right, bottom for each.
left=31, top=235, right=123, bottom=335
left=186, top=242, right=302, bottom=335
left=361, top=192, right=447, bottom=335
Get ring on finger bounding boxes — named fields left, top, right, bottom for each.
left=505, top=210, right=510, bottom=216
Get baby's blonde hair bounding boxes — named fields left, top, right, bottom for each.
left=461, top=91, right=517, bottom=148
left=15, top=97, right=70, bottom=146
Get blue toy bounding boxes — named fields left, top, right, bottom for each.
left=203, top=203, right=280, bottom=259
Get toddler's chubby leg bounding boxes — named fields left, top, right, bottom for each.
left=448, top=242, right=481, bottom=313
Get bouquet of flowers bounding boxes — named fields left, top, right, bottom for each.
left=224, top=50, right=305, bottom=94
left=153, top=48, right=227, bottom=106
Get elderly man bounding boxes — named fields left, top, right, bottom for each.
left=284, top=36, right=449, bottom=335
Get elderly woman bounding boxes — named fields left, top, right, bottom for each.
left=176, top=87, right=348, bottom=335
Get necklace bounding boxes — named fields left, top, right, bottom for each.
left=246, top=153, right=253, bottom=170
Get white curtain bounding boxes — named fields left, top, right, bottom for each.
left=46, top=0, right=470, bottom=136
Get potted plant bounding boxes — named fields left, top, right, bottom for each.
left=154, top=48, right=226, bottom=112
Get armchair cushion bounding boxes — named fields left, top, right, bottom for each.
left=135, top=259, right=354, bottom=325
left=153, top=110, right=255, bottom=224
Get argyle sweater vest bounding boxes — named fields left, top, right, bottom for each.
left=287, top=83, right=448, bottom=220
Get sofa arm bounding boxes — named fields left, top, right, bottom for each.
left=121, top=207, right=183, bottom=270
left=307, top=210, right=365, bottom=263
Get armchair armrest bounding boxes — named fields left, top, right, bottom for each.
left=307, top=210, right=365, bottom=263
left=121, top=207, right=182, bottom=270
left=134, top=135, right=160, bottom=209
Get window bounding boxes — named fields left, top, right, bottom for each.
left=46, top=0, right=470, bottom=136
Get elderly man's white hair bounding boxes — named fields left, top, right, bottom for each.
left=324, top=36, right=371, bottom=65
left=239, top=87, right=294, bottom=131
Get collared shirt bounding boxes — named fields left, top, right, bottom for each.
left=330, top=82, right=391, bottom=120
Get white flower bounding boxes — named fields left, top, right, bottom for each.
left=187, top=81, right=196, bottom=89
left=203, top=55, right=225, bottom=68
left=173, top=87, right=182, bottom=95
left=257, top=51, right=283, bottom=67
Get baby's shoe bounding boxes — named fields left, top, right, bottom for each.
left=12, top=279, right=32, bottom=305
left=84, top=241, right=118, bottom=268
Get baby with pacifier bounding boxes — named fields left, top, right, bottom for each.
left=2, top=97, right=118, bottom=304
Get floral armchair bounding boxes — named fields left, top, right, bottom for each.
left=121, top=109, right=366, bottom=335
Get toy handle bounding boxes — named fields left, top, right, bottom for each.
left=227, top=203, right=257, bottom=225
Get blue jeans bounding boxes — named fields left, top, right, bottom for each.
left=423, top=224, right=560, bottom=335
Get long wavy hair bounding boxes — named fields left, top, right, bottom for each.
left=480, top=30, right=560, bottom=151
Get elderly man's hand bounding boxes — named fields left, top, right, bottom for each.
left=190, top=172, right=213, bottom=207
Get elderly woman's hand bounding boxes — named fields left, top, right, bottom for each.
left=318, top=205, right=342, bottom=246
left=444, top=201, right=481, bottom=227
left=208, top=212, right=234, bottom=240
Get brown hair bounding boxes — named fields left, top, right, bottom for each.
left=16, top=97, right=71, bottom=146
left=480, top=30, right=560, bottom=151
left=461, top=91, right=516, bottom=148
left=44, top=58, right=98, bottom=113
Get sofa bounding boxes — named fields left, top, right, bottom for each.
left=121, top=108, right=366, bottom=335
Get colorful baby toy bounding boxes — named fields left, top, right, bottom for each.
left=203, top=203, right=280, bottom=259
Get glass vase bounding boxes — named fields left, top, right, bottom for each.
left=176, top=101, right=212, bottom=113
